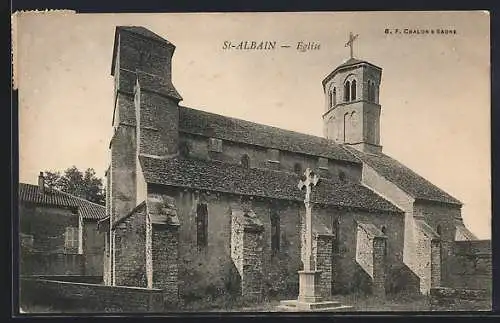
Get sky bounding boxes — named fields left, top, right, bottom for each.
left=14, top=11, right=490, bottom=238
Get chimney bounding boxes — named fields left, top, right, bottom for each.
left=38, top=172, right=45, bottom=194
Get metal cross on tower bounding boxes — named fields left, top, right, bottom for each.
left=298, top=168, right=320, bottom=271
left=345, top=32, right=359, bottom=59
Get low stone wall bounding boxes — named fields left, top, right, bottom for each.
left=444, top=240, right=492, bottom=291
left=24, top=275, right=102, bottom=284
left=20, top=278, right=168, bottom=313
left=429, top=287, right=491, bottom=311
left=20, top=252, right=84, bottom=276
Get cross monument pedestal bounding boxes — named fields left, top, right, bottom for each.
left=277, top=168, right=352, bottom=312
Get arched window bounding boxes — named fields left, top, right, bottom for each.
left=241, top=154, right=250, bottom=169
left=196, top=203, right=208, bottom=251
left=333, top=217, right=340, bottom=253
left=351, top=80, right=357, bottom=101
left=381, top=226, right=388, bottom=257
left=294, top=163, right=302, bottom=175
left=270, top=207, right=280, bottom=255
left=436, top=225, right=442, bottom=236
left=344, top=81, right=351, bottom=102
left=368, top=81, right=375, bottom=102
left=350, top=111, right=358, bottom=128
left=330, top=87, right=336, bottom=107
left=179, top=141, right=190, bottom=157
left=343, top=112, right=349, bottom=142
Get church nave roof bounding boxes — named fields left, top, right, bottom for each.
left=138, top=155, right=403, bottom=214
left=179, top=107, right=359, bottom=164
left=344, top=146, right=462, bottom=206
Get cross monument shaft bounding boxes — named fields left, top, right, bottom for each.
left=298, top=168, right=319, bottom=271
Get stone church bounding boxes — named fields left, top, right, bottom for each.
left=98, top=26, right=477, bottom=305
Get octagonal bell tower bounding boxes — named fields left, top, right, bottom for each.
left=322, top=33, right=383, bottom=154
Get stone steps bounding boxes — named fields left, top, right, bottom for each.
left=277, top=299, right=354, bottom=312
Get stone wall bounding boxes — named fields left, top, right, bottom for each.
left=354, top=222, right=386, bottom=297
left=20, top=252, right=84, bottom=276
left=151, top=184, right=405, bottom=300
left=445, top=240, right=492, bottom=291
left=413, top=201, right=462, bottom=286
left=413, top=220, right=441, bottom=295
left=180, top=132, right=362, bottom=182
left=430, top=287, right=491, bottom=311
left=359, top=163, right=416, bottom=272
left=313, top=234, right=334, bottom=298
left=113, top=204, right=147, bottom=287
left=230, top=207, right=265, bottom=301
left=20, top=278, right=166, bottom=313
left=19, top=204, right=78, bottom=254
left=334, top=209, right=406, bottom=294
left=82, top=221, right=105, bottom=276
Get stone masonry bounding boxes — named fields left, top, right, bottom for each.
left=230, top=205, right=265, bottom=301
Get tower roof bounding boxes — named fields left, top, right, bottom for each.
left=111, top=26, right=175, bottom=76
left=322, top=57, right=382, bottom=88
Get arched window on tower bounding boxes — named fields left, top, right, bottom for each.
left=351, top=80, right=357, bottom=101
left=343, top=112, right=349, bottom=142
left=344, top=81, right=351, bottom=102
left=381, top=226, right=388, bottom=257
left=330, top=87, right=336, bottom=107
left=436, top=225, right=442, bottom=236
left=241, top=154, right=250, bottom=169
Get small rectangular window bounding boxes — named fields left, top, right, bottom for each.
left=268, top=149, right=280, bottom=162
left=318, top=157, right=329, bottom=169
left=20, top=233, right=34, bottom=249
left=65, top=227, right=79, bottom=252
left=208, top=138, right=223, bottom=153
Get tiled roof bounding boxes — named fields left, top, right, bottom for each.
left=345, top=147, right=462, bottom=206
left=18, top=183, right=106, bottom=220
left=322, top=57, right=382, bottom=87
left=139, top=156, right=402, bottom=214
left=415, top=219, right=440, bottom=240
left=117, top=26, right=172, bottom=45
left=179, top=107, right=360, bottom=164
left=137, top=71, right=182, bottom=101
left=357, top=222, right=387, bottom=239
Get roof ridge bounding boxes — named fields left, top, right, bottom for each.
left=57, top=189, right=105, bottom=209
left=19, top=182, right=105, bottom=209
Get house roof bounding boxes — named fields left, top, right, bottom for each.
left=138, top=155, right=402, bottom=214
left=18, top=183, right=106, bottom=220
left=345, top=146, right=462, bottom=206
left=179, top=107, right=360, bottom=164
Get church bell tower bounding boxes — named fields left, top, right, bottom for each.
left=322, top=33, right=383, bottom=154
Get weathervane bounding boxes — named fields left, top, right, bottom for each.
left=345, top=32, right=359, bottom=59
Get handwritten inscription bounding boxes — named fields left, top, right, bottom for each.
left=222, top=41, right=321, bottom=52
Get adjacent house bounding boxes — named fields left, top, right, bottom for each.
left=19, top=172, right=106, bottom=278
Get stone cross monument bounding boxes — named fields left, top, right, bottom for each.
left=278, top=168, right=351, bottom=310
left=296, top=168, right=324, bottom=304
left=298, top=168, right=319, bottom=272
